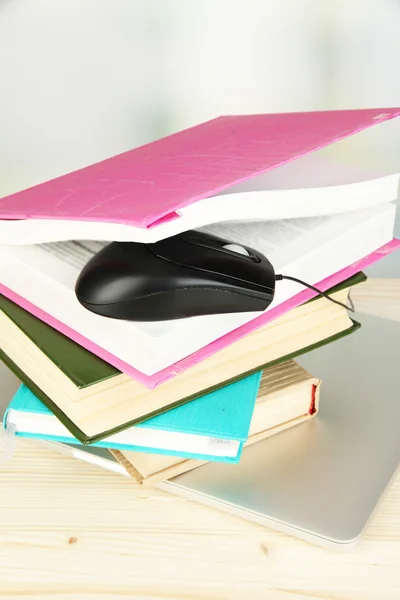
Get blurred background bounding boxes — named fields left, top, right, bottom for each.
left=0, top=0, right=400, bottom=395
left=1, top=0, right=400, bottom=193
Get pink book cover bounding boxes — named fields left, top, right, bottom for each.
left=0, top=240, right=398, bottom=388
left=0, top=108, right=399, bottom=230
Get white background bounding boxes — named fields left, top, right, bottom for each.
left=1, top=0, right=400, bottom=400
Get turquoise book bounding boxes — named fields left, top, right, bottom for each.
left=3, top=372, right=262, bottom=463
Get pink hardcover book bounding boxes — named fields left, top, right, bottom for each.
left=0, top=108, right=399, bottom=387
left=0, top=108, right=399, bottom=245
left=0, top=241, right=398, bottom=388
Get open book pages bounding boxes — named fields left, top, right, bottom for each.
left=0, top=202, right=395, bottom=377
left=1, top=106, right=399, bottom=247
left=0, top=172, right=398, bottom=245
left=112, top=360, right=321, bottom=486
left=0, top=285, right=354, bottom=439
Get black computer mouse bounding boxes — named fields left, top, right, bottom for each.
left=75, top=230, right=276, bottom=321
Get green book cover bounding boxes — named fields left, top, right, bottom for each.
left=0, top=273, right=364, bottom=443
left=0, top=271, right=366, bottom=390
left=0, top=321, right=361, bottom=444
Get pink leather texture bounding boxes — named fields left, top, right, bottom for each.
left=0, top=108, right=399, bottom=228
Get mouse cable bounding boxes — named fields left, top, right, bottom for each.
left=275, top=274, right=355, bottom=313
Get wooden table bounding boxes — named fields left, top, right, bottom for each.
left=0, top=438, right=399, bottom=599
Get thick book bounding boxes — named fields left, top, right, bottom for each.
left=0, top=109, right=398, bottom=244
left=112, top=360, right=322, bottom=486
left=0, top=275, right=361, bottom=443
left=0, top=209, right=397, bottom=385
left=0, top=109, right=399, bottom=387
left=4, top=371, right=261, bottom=462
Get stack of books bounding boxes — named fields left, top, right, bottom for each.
left=0, top=108, right=399, bottom=491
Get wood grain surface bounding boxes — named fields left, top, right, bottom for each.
left=0, top=438, right=399, bottom=599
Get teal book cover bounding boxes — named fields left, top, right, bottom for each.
left=4, top=371, right=262, bottom=463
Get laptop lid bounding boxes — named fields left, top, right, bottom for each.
left=161, top=312, right=400, bottom=548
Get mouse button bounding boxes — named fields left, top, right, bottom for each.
left=180, top=231, right=261, bottom=263
left=149, top=233, right=261, bottom=273
left=76, top=242, right=161, bottom=304
left=222, top=244, right=250, bottom=256
left=150, top=237, right=275, bottom=292
left=84, top=241, right=149, bottom=275
left=117, top=241, right=151, bottom=261
left=76, top=264, right=135, bottom=305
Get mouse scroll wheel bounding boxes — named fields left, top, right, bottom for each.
left=222, top=244, right=250, bottom=256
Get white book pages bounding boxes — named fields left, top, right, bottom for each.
left=0, top=202, right=396, bottom=375
left=0, top=172, right=398, bottom=245
left=7, top=410, right=240, bottom=458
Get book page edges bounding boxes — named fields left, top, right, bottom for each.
left=115, top=377, right=321, bottom=487
left=0, top=315, right=357, bottom=442
left=0, top=312, right=355, bottom=441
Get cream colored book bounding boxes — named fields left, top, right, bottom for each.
left=0, top=201, right=395, bottom=379
left=112, top=360, right=321, bottom=486
left=0, top=277, right=358, bottom=443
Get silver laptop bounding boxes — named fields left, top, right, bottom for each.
left=1, top=296, right=399, bottom=550
left=1, top=297, right=398, bottom=550
left=160, top=312, right=400, bottom=549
